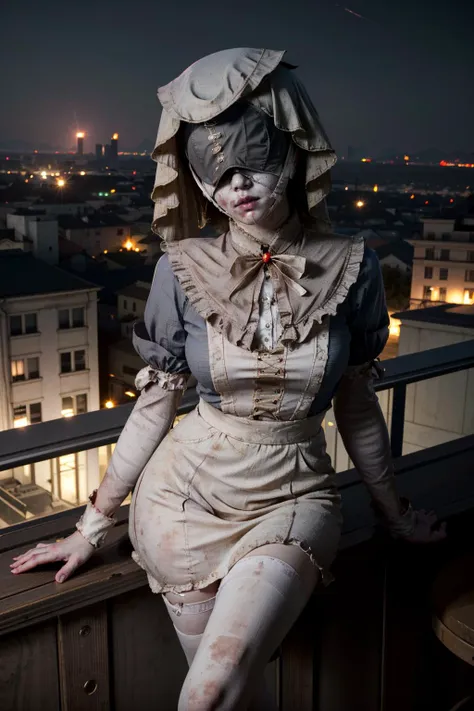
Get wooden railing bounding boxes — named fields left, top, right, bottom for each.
left=1, top=433, right=473, bottom=710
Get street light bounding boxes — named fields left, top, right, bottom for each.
left=356, top=200, right=365, bottom=208
left=57, top=178, right=66, bottom=187
left=105, top=400, right=115, bottom=409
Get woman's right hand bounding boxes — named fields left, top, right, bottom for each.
left=10, top=530, right=95, bottom=583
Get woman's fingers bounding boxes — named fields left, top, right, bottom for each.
left=56, top=555, right=80, bottom=584
left=10, top=546, right=61, bottom=574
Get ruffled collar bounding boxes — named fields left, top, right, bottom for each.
left=166, top=215, right=364, bottom=350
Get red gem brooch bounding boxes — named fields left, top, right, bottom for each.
left=262, top=251, right=272, bottom=264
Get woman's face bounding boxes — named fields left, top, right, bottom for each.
left=202, top=170, right=286, bottom=226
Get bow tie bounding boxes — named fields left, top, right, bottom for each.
left=228, top=249, right=308, bottom=302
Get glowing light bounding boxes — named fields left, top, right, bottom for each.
left=110, top=188, right=116, bottom=193
left=361, top=158, right=372, bottom=163
left=410, top=194, right=415, bottom=199
left=124, top=239, right=134, bottom=250
left=356, top=200, right=365, bottom=208
left=14, top=417, right=29, bottom=428
left=404, top=155, right=410, bottom=162
left=327, top=421, right=335, bottom=427
left=61, top=408, right=74, bottom=418
left=134, top=247, right=140, bottom=252
left=389, top=316, right=401, bottom=337
left=41, top=171, right=47, bottom=179
left=344, top=186, right=349, bottom=191
left=25, top=179, right=29, bottom=183
left=104, top=249, right=108, bottom=254
left=29, top=174, right=34, bottom=178
left=373, top=184, right=378, bottom=193
left=80, top=171, right=86, bottom=176
left=57, top=178, right=66, bottom=187
left=425, top=200, right=429, bottom=205
left=124, top=391, right=136, bottom=398
left=105, top=400, right=115, bottom=409
left=76, top=132, right=85, bottom=139
left=112, top=133, right=119, bottom=140
left=449, top=198, right=454, bottom=203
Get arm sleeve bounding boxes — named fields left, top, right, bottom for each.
left=94, top=256, right=191, bottom=517
left=333, top=248, right=415, bottom=538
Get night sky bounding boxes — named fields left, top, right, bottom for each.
left=1, top=0, right=473, bottom=155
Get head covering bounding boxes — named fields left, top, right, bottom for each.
left=151, top=48, right=336, bottom=243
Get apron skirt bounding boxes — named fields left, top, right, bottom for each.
left=129, top=399, right=342, bottom=594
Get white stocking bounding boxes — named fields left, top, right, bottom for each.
left=177, top=552, right=317, bottom=711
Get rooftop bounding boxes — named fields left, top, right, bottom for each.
left=375, top=239, right=414, bottom=266
left=394, top=303, right=474, bottom=329
left=0, top=251, right=98, bottom=298
left=116, top=282, right=150, bottom=301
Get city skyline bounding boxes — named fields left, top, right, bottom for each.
left=1, top=0, right=473, bottom=156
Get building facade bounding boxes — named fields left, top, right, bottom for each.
left=0, top=251, right=101, bottom=524
left=408, top=217, right=474, bottom=307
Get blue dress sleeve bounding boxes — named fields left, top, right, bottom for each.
left=132, top=255, right=190, bottom=374
left=346, top=246, right=389, bottom=366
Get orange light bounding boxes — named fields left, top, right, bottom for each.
left=361, top=157, right=372, bottom=163
left=76, top=132, right=85, bottom=139
left=134, top=247, right=140, bottom=252
left=373, top=184, right=378, bottom=193
left=124, top=391, right=136, bottom=398
left=112, top=133, right=119, bottom=140
left=356, top=200, right=365, bottom=208
left=80, top=171, right=86, bottom=176
left=105, top=400, right=115, bottom=409
left=404, top=155, right=410, bottom=162
left=410, top=194, right=415, bottom=199
left=57, top=178, right=66, bottom=187
left=124, top=239, right=134, bottom=250
left=110, top=188, right=116, bottom=193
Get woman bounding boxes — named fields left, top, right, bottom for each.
left=11, top=48, right=446, bottom=711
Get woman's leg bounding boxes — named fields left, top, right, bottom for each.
left=177, top=543, right=319, bottom=711
left=164, top=581, right=277, bottom=710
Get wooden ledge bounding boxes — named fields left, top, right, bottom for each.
left=1, top=435, right=473, bottom=638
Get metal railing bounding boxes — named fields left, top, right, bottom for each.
left=1, top=339, right=474, bottom=474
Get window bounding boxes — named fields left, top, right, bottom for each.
left=60, top=350, right=86, bottom=373
left=29, top=403, right=42, bottom=424
left=11, top=357, right=40, bottom=382
left=440, top=250, right=450, bottom=261
left=25, top=313, right=38, bottom=334
left=117, top=228, right=124, bottom=237
left=76, top=393, right=88, bottom=414
left=13, top=402, right=42, bottom=427
left=123, top=299, right=128, bottom=310
left=441, top=233, right=451, bottom=241
left=58, top=307, right=85, bottom=329
left=439, top=287, right=447, bottom=301
left=468, top=252, right=474, bottom=262
left=439, top=268, right=448, bottom=280
left=466, top=270, right=474, bottom=283
left=9, top=312, right=38, bottom=336
left=72, top=307, right=85, bottom=328
left=423, top=286, right=432, bottom=299
left=132, top=301, right=136, bottom=312
left=424, top=267, right=433, bottom=279
left=123, top=365, right=139, bottom=377
left=61, top=352, right=72, bottom=373
left=425, top=248, right=435, bottom=260
left=464, top=289, right=474, bottom=304
left=74, top=350, right=86, bottom=371
left=61, top=393, right=88, bottom=417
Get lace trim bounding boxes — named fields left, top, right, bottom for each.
left=167, top=233, right=365, bottom=350
left=134, top=366, right=189, bottom=392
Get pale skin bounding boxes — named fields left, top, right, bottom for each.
left=11, top=167, right=447, bottom=586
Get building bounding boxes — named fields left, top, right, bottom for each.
left=0, top=250, right=101, bottom=520
left=58, top=213, right=133, bottom=255
left=76, top=132, right=85, bottom=156
left=407, top=216, right=474, bottom=307
left=393, top=303, right=474, bottom=454
left=108, top=281, right=150, bottom=402
left=111, top=133, right=119, bottom=164
left=95, top=143, right=103, bottom=162
left=375, top=239, right=413, bottom=274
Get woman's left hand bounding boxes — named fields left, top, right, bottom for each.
left=403, top=509, right=447, bottom=544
